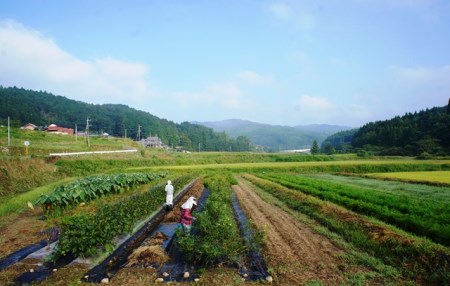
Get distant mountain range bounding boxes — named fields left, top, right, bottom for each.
left=192, top=119, right=354, bottom=151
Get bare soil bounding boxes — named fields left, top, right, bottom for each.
left=0, top=210, right=48, bottom=259
left=232, top=179, right=365, bottom=285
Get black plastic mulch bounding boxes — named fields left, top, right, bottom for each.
left=157, top=188, right=210, bottom=282
left=81, top=179, right=199, bottom=283
left=13, top=253, right=76, bottom=285
left=0, top=227, right=59, bottom=272
left=231, top=192, right=271, bottom=281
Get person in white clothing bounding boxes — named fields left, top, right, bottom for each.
left=165, top=180, right=174, bottom=211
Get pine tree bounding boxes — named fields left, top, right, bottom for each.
left=311, top=140, right=320, bottom=154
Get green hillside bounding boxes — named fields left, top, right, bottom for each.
left=352, top=106, right=449, bottom=156
left=0, top=87, right=251, bottom=152
left=320, top=104, right=450, bottom=156
left=195, top=119, right=353, bottom=151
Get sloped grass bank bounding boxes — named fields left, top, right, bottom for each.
left=243, top=174, right=450, bottom=285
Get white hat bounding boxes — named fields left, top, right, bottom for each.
left=167, top=180, right=172, bottom=185
left=181, top=196, right=197, bottom=209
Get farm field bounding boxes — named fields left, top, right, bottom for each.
left=367, top=170, right=450, bottom=185
left=0, top=152, right=449, bottom=285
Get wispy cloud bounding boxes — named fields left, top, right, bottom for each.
left=0, top=20, right=154, bottom=105
left=267, top=2, right=293, bottom=20
left=237, top=71, right=273, bottom=86
left=265, top=1, right=316, bottom=30
left=295, top=94, right=333, bottom=110
left=175, top=82, right=251, bottom=111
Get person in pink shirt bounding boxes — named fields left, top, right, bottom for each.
left=179, top=196, right=197, bottom=234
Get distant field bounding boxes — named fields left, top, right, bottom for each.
left=368, top=171, right=450, bottom=184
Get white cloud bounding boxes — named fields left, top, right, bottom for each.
left=0, top=20, right=154, bottom=106
left=295, top=94, right=333, bottom=110
left=175, top=82, right=250, bottom=111
left=267, top=2, right=293, bottom=20
left=266, top=1, right=316, bottom=30
left=237, top=71, right=273, bottom=86
left=208, top=82, right=246, bottom=109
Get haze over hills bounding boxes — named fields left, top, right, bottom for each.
left=193, top=119, right=354, bottom=151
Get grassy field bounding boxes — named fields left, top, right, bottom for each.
left=368, top=170, right=450, bottom=184
left=0, top=127, right=140, bottom=156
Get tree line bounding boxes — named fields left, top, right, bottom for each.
left=0, top=86, right=252, bottom=152
left=319, top=102, right=450, bottom=156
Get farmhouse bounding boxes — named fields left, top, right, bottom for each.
left=141, top=136, right=164, bottom=148
left=46, top=124, right=74, bottom=135
left=21, top=123, right=38, bottom=130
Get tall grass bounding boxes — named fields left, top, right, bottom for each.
left=0, top=158, right=61, bottom=199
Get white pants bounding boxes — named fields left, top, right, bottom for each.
left=166, top=194, right=173, bottom=205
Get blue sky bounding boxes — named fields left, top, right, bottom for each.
left=1, top=0, right=449, bottom=127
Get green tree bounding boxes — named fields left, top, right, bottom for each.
left=324, top=144, right=336, bottom=155
left=311, top=140, right=320, bottom=154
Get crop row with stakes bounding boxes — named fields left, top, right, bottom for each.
left=33, top=171, right=168, bottom=211
left=53, top=175, right=193, bottom=259
left=176, top=175, right=246, bottom=266
left=260, top=173, right=450, bottom=246
left=243, top=174, right=450, bottom=284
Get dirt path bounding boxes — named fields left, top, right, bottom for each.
left=233, top=179, right=354, bottom=285
left=161, top=178, right=204, bottom=224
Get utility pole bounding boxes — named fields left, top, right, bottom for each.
left=86, top=117, right=91, bottom=147
left=7, top=116, right=10, bottom=146
left=137, top=125, right=141, bottom=141
left=124, top=129, right=127, bottom=139
left=75, top=124, right=78, bottom=142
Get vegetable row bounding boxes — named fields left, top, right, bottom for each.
left=53, top=175, right=192, bottom=259
left=34, top=172, right=168, bottom=210
left=243, top=174, right=449, bottom=284
left=260, top=173, right=450, bottom=246
left=177, top=175, right=245, bottom=266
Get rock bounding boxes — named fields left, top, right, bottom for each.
left=84, top=275, right=89, bottom=279
left=243, top=273, right=248, bottom=278
left=101, top=277, right=109, bottom=283
left=194, top=278, right=200, bottom=282
left=80, top=202, right=86, bottom=207
left=183, top=271, right=190, bottom=278
left=29, top=269, right=34, bottom=273
left=162, top=272, right=169, bottom=277
left=155, top=278, right=164, bottom=282
left=53, top=268, right=57, bottom=272
left=265, top=275, right=273, bottom=282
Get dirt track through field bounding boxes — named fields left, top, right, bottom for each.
left=233, top=179, right=349, bottom=285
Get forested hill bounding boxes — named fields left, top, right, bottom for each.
left=194, top=119, right=353, bottom=151
left=352, top=105, right=449, bottom=156
left=0, top=86, right=252, bottom=151
left=319, top=103, right=449, bottom=156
